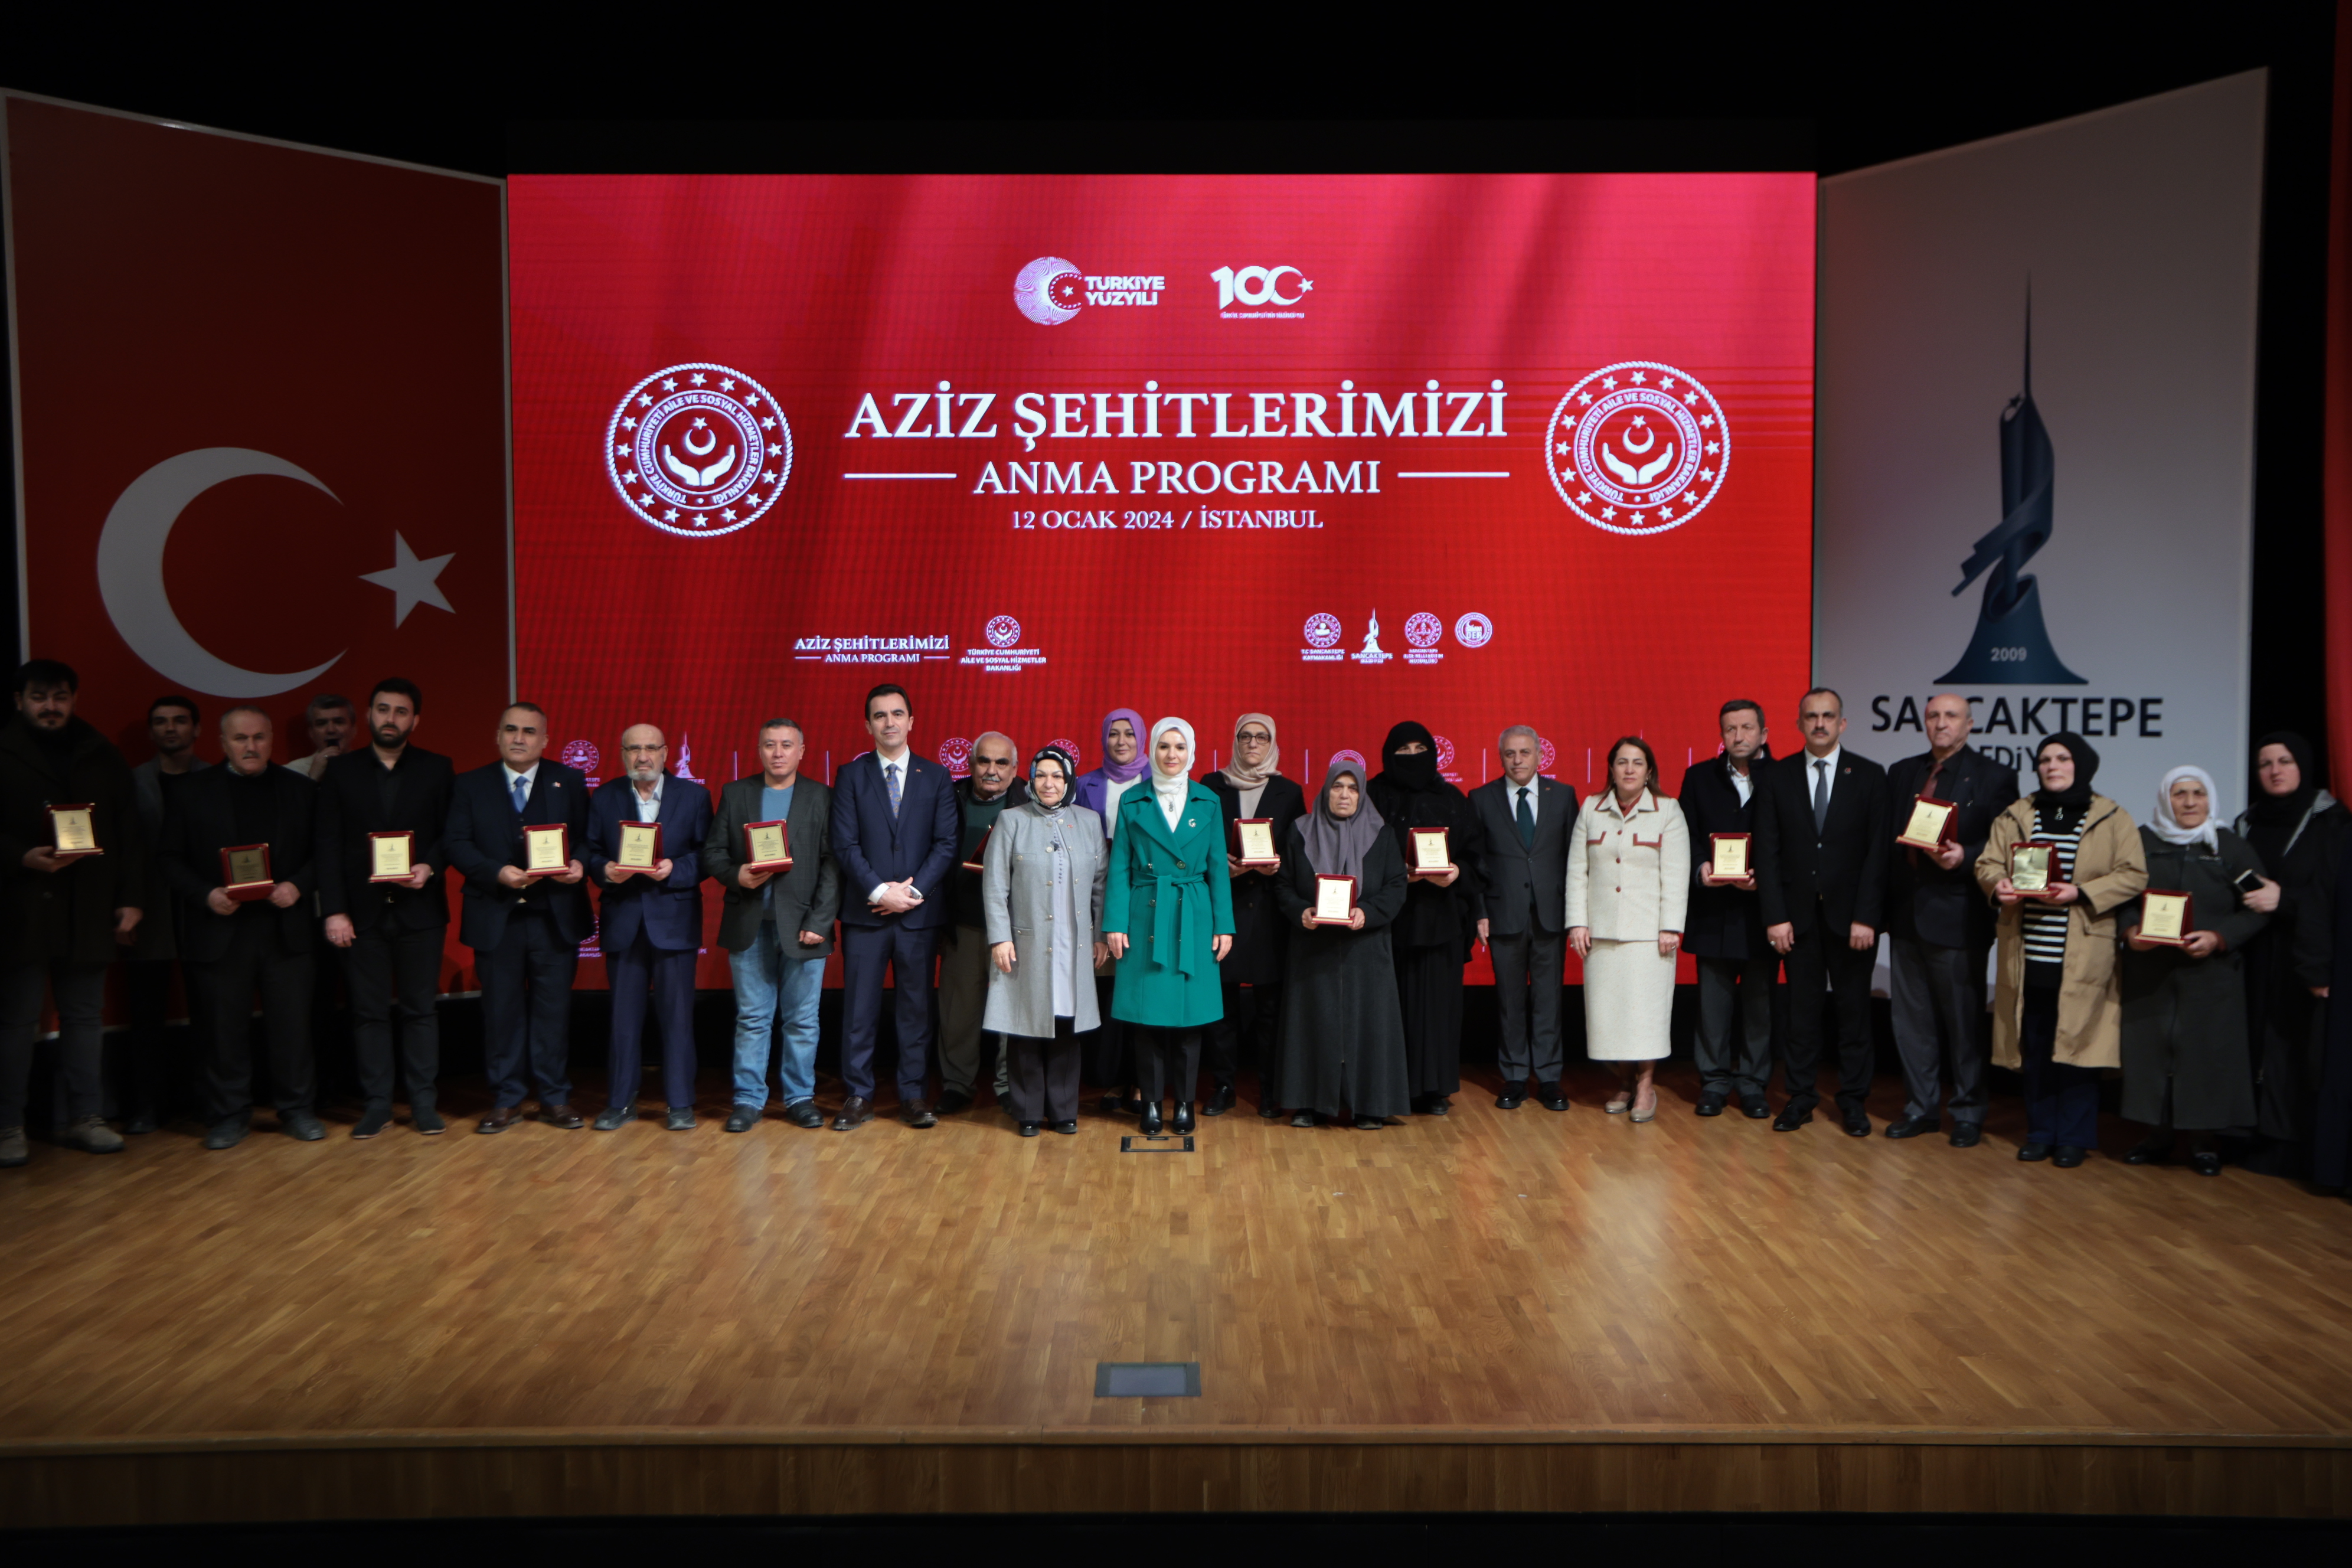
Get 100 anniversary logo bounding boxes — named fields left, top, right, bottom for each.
left=606, top=362, right=794, bottom=537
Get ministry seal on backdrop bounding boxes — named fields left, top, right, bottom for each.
left=1546, top=361, right=1727, bottom=536
left=606, top=362, right=793, bottom=538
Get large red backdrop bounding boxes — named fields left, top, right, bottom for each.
left=509, top=174, right=1817, bottom=985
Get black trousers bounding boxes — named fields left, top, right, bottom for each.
left=1394, top=942, right=1464, bottom=1096
left=1206, top=980, right=1282, bottom=1089
left=1005, top=1015, right=1082, bottom=1123
left=1694, top=955, right=1775, bottom=1098
left=192, top=920, right=315, bottom=1121
left=1084, top=974, right=1132, bottom=1088
left=347, top=923, right=443, bottom=1108
left=1133, top=1025, right=1201, bottom=1106
left=120, top=956, right=180, bottom=1122
left=479, top=909, right=579, bottom=1108
left=1779, top=905, right=1875, bottom=1114
left=1489, top=924, right=1566, bottom=1086
left=1889, top=936, right=1989, bottom=1125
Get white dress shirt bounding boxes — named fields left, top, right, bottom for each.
left=1505, top=777, right=1540, bottom=827
left=630, top=773, right=664, bottom=822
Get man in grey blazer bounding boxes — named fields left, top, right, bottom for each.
left=704, top=718, right=841, bottom=1132
left=1468, top=725, right=1576, bottom=1110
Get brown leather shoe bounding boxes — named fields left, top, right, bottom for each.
left=475, top=1106, right=524, bottom=1134
left=901, top=1097, right=938, bottom=1128
left=831, top=1096, right=874, bottom=1131
left=538, top=1103, right=584, bottom=1129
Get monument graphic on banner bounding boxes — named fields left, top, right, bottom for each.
left=1937, top=305, right=2085, bottom=685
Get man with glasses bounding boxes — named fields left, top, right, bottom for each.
left=937, top=732, right=1025, bottom=1114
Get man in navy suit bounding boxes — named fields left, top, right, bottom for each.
left=1468, top=724, right=1577, bottom=1111
left=443, top=703, right=591, bottom=1133
left=828, top=683, right=960, bottom=1130
left=585, top=724, right=711, bottom=1131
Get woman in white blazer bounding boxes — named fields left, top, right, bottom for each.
left=1566, top=736, right=1691, bottom=1121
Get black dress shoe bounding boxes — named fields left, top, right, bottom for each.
left=1495, top=1085, right=1527, bottom=1109
left=1695, top=1092, right=1727, bottom=1118
left=1772, top=1107, right=1812, bottom=1132
left=936, top=1089, right=974, bottom=1115
left=2017, top=1141, right=2053, bottom=1162
left=1290, top=1110, right=1318, bottom=1128
left=126, top=1110, right=159, bottom=1135
left=1741, top=1098, right=1771, bottom=1119
left=1843, top=1110, right=1872, bottom=1137
left=353, top=1102, right=394, bottom=1139
left=1949, top=1123, right=1982, bottom=1148
left=783, top=1101, right=825, bottom=1129
left=1353, top=1115, right=1385, bottom=1130
left=410, top=1104, right=446, bottom=1135
left=1538, top=1083, right=1569, bottom=1112
left=901, top=1099, right=938, bottom=1129
left=1097, top=1093, right=1126, bottom=1116
left=1050, top=1119, right=1078, bottom=1135
left=1018, top=1121, right=1041, bottom=1138
left=2189, top=1150, right=2223, bottom=1177
left=539, top=1103, right=585, bottom=1130
left=282, top=1110, right=326, bottom=1142
left=2052, top=1144, right=2087, bottom=1168
left=204, top=1115, right=249, bottom=1151
left=723, top=1106, right=760, bottom=1133
left=832, top=1096, right=874, bottom=1131
left=1424, top=1095, right=1450, bottom=1115
left=1884, top=1116, right=1938, bottom=1139
left=476, top=1106, right=522, bottom=1135
left=1172, top=1102, right=1196, bottom=1134
left=1257, top=1102, right=1283, bottom=1119
left=2125, top=1133, right=2173, bottom=1165
left=1204, top=1083, right=1237, bottom=1116
left=665, top=1106, right=696, bottom=1132
left=593, top=1105, right=632, bottom=1131
left=1139, top=1105, right=1164, bottom=1136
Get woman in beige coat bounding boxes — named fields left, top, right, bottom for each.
left=1567, top=737, right=1690, bottom=1122
left=1974, top=732, right=2146, bottom=1167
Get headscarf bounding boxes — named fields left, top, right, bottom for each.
left=2032, top=731, right=2099, bottom=824
left=2244, top=729, right=2319, bottom=831
left=1301, top=756, right=1386, bottom=885
left=2150, top=764, right=2220, bottom=851
left=1029, top=746, right=1075, bottom=815
left=1220, top=712, right=1280, bottom=790
left=1377, top=719, right=1442, bottom=794
left=1148, top=716, right=1194, bottom=828
left=1098, top=708, right=1146, bottom=785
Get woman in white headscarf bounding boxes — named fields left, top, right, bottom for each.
left=1102, top=717, right=1235, bottom=1135
left=2118, top=765, right=2270, bottom=1175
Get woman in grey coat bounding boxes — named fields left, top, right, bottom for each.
left=982, top=747, right=1108, bottom=1136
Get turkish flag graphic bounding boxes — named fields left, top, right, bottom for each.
left=4, top=96, right=509, bottom=765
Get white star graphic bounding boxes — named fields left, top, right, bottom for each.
left=1632, top=414, right=1648, bottom=427
left=1661, top=375, right=1676, bottom=389
left=1660, top=505, right=1674, bottom=518
left=744, top=394, right=760, bottom=407
left=613, top=445, right=629, bottom=458
left=360, top=533, right=456, bottom=628
left=621, top=470, right=639, bottom=484
left=663, top=508, right=679, bottom=522
left=720, top=378, right=736, bottom=391
left=1700, top=414, right=1715, bottom=428
left=1576, top=491, right=1592, bottom=505
left=638, top=393, right=654, bottom=407
left=1602, top=505, right=1617, bottom=520
left=662, top=378, right=678, bottom=391
left=1684, top=392, right=1698, bottom=405
left=1699, top=469, right=1714, bottom=482
left=762, top=418, right=776, bottom=430
left=1554, top=441, right=1570, bottom=455
left=762, top=470, right=779, bottom=484
left=690, top=372, right=707, bottom=386
left=1600, top=377, right=1617, bottom=390
left=1578, top=393, right=1593, bottom=406
left=721, top=508, right=737, bottom=522
left=692, top=417, right=708, bottom=429
left=1630, top=371, right=1646, bottom=384
left=1631, top=511, right=1646, bottom=525
left=1706, top=441, right=1720, bottom=453
left=622, top=417, right=638, bottom=430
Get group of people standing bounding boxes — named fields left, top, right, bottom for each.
left=4, top=661, right=2347, bottom=1187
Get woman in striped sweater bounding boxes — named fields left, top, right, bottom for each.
left=1977, top=733, right=2148, bottom=1168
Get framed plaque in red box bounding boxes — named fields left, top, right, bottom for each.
left=1896, top=795, right=1958, bottom=851
left=47, top=803, right=100, bottom=858
left=1308, top=873, right=1358, bottom=927
left=2138, top=888, right=2193, bottom=946
left=615, top=820, right=663, bottom=874
left=221, top=843, right=274, bottom=903
left=368, top=831, right=416, bottom=883
left=2010, top=839, right=2061, bottom=899
left=1708, top=832, right=1752, bottom=883
left=1406, top=826, right=1455, bottom=878
left=961, top=825, right=992, bottom=875
left=743, top=820, right=792, bottom=874
left=1230, top=818, right=1279, bottom=868
left=522, top=823, right=569, bottom=878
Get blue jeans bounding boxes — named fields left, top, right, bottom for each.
left=729, top=922, right=825, bottom=1108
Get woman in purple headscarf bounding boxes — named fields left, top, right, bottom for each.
left=1073, top=708, right=1146, bottom=1112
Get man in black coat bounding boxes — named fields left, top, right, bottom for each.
left=0, top=659, right=145, bottom=1165
left=1753, top=688, right=1889, bottom=1135
left=317, top=678, right=455, bottom=1139
left=1468, top=724, right=1574, bottom=1110
left=164, top=706, right=323, bottom=1149
left=444, top=702, right=591, bottom=1133
left=1204, top=714, right=1307, bottom=1116
left=937, top=733, right=1026, bottom=1115
left=1677, top=700, right=1776, bottom=1119
left=1883, top=694, right=2018, bottom=1146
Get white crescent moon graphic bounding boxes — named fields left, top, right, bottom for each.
left=97, top=448, right=345, bottom=697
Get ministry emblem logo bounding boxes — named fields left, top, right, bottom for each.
left=606, top=362, right=793, bottom=537
left=1547, top=362, right=1727, bottom=535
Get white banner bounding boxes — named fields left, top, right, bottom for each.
left=1816, top=72, right=2265, bottom=825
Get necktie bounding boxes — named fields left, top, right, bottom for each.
left=1515, top=786, right=1535, bottom=848
left=1812, top=758, right=1830, bottom=837
left=886, top=763, right=901, bottom=818
left=511, top=775, right=528, bottom=814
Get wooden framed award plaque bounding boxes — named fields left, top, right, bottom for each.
left=47, top=803, right=100, bottom=858
left=743, top=819, right=792, bottom=873
left=615, top=820, right=664, bottom=874
left=522, top=823, right=570, bottom=878
left=220, top=843, right=275, bottom=903
left=1230, top=818, right=1279, bottom=868
left=1709, top=832, right=1752, bottom=883
left=1406, top=826, right=1455, bottom=878
left=368, top=831, right=416, bottom=883
left=961, top=825, right=992, bottom=874
left=2138, top=888, right=2193, bottom=946
left=1896, top=795, right=1958, bottom=851
left=1309, top=873, right=1358, bottom=927
left=2010, top=839, right=2060, bottom=899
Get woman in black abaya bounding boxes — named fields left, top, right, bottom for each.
left=1367, top=722, right=1482, bottom=1115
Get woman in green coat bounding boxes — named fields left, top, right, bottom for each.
left=1103, top=716, right=1234, bottom=1135
left=2121, top=765, right=2268, bottom=1175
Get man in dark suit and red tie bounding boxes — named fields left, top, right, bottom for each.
left=443, top=703, right=591, bottom=1134
left=828, top=684, right=961, bottom=1131
left=585, top=724, right=712, bottom=1131
left=1753, top=688, right=1889, bottom=1136
left=1468, top=724, right=1576, bottom=1112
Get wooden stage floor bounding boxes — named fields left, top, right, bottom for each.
left=5, top=1064, right=2351, bottom=1523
